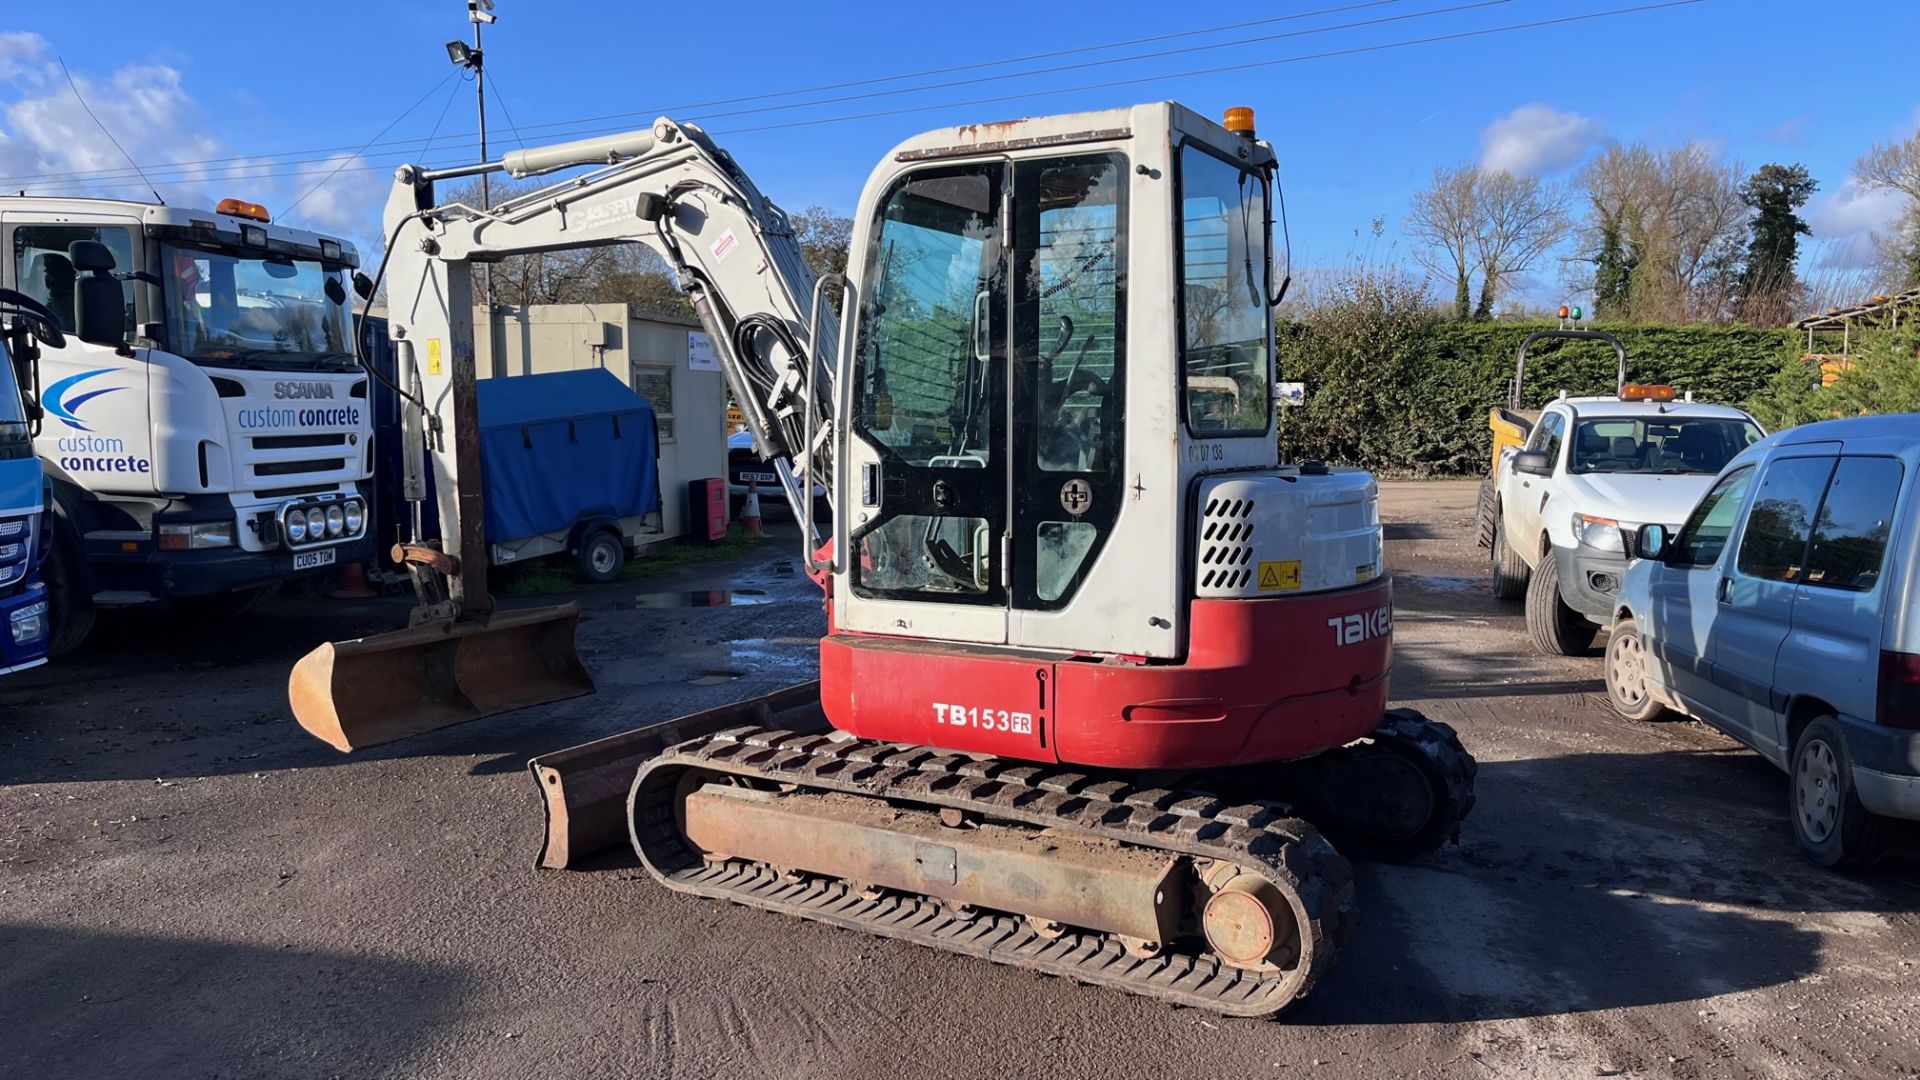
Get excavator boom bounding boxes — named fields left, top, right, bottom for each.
left=290, top=117, right=847, bottom=750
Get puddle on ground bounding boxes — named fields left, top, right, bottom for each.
left=1400, top=574, right=1483, bottom=594
left=633, top=588, right=771, bottom=609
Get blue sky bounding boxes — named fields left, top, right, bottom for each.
left=4, top=0, right=1916, bottom=308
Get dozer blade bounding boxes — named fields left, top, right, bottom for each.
left=527, top=681, right=827, bottom=869
left=290, top=603, right=595, bottom=752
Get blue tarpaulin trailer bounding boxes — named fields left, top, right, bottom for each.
left=474, top=369, right=662, bottom=582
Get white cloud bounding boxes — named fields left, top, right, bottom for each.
left=0, top=31, right=48, bottom=83
left=1479, top=104, right=1604, bottom=176
left=0, top=42, right=382, bottom=249
left=1807, top=177, right=1906, bottom=239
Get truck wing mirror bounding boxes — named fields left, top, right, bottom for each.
left=1512, top=450, right=1553, bottom=476
left=1636, top=523, right=1669, bottom=562
left=352, top=271, right=375, bottom=301
left=325, top=277, right=347, bottom=306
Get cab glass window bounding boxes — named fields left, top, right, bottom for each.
left=1673, top=465, right=1754, bottom=568
left=1570, top=417, right=1762, bottom=475
left=1527, top=412, right=1565, bottom=466
left=1179, top=144, right=1269, bottom=433
left=12, top=225, right=136, bottom=335
left=854, top=165, right=1002, bottom=470
left=1736, top=457, right=1835, bottom=583
left=1803, top=456, right=1904, bottom=592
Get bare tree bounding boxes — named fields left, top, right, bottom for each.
left=1471, top=170, right=1572, bottom=318
left=1404, top=165, right=1479, bottom=319
left=1573, top=142, right=1747, bottom=321
left=1854, top=130, right=1920, bottom=288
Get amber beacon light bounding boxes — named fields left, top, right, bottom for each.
left=1223, top=106, right=1256, bottom=138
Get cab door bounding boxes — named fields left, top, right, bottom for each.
left=1509, top=410, right=1565, bottom=558
left=839, top=160, right=1010, bottom=644
left=1008, top=152, right=1127, bottom=622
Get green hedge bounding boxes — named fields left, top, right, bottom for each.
left=1276, top=316, right=1798, bottom=476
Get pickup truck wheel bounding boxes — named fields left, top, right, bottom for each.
left=1490, top=515, right=1529, bottom=601
left=576, top=529, right=625, bottom=584
left=1604, top=617, right=1671, bottom=721
left=1525, top=550, right=1593, bottom=656
left=1790, top=716, right=1892, bottom=870
left=44, top=541, right=96, bottom=657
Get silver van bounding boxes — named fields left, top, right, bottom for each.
left=1605, top=414, right=1919, bottom=868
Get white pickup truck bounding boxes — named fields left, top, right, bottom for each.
left=1477, top=330, right=1766, bottom=655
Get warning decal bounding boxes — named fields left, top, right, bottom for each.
left=1257, top=560, right=1302, bottom=592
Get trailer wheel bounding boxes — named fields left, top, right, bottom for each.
left=44, top=541, right=96, bottom=657
left=576, top=529, right=625, bottom=584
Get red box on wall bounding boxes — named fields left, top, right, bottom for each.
left=687, top=477, right=727, bottom=542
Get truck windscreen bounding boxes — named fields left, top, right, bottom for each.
left=160, top=242, right=354, bottom=372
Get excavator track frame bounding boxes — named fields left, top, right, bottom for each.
left=629, top=726, right=1357, bottom=1017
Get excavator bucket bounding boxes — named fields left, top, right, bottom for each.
left=528, top=681, right=828, bottom=869
left=289, top=602, right=595, bottom=752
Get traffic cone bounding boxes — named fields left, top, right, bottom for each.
left=741, top=481, right=765, bottom=538
left=330, top=560, right=378, bottom=599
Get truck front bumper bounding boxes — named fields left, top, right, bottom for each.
left=87, top=533, right=376, bottom=599
left=0, top=582, right=51, bottom=674
left=1840, top=713, right=1920, bottom=821
left=1555, top=543, right=1631, bottom=623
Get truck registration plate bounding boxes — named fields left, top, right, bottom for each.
left=739, top=471, right=778, bottom=484
left=293, top=548, right=337, bottom=572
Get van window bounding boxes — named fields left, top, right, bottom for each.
left=1673, top=465, right=1754, bottom=567
left=1736, top=457, right=1835, bottom=583
left=1803, top=457, right=1904, bottom=592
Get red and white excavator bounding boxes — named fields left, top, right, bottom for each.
left=290, top=101, right=1476, bottom=1016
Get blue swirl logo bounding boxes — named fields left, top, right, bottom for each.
left=42, top=369, right=124, bottom=433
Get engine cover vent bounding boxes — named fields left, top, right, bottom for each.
left=1198, top=496, right=1256, bottom=592
left=1192, top=470, right=1383, bottom=599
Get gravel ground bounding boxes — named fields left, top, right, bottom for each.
left=3, top=480, right=1916, bottom=1080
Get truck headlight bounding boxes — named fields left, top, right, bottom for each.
left=157, top=522, right=237, bottom=550
left=286, top=512, right=308, bottom=542
left=343, top=499, right=364, bottom=535
left=325, top=505, right=345, bottom=537
left=1572, top=513, right=1627, bottom=553
left=10, top=600, right=47, bottom=645
left=305, top=507, right=327, bottom=537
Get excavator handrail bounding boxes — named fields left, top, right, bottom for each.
left=804, top=272, right=852, bottom=574
left=1511, top=328, right=1628, bottom=411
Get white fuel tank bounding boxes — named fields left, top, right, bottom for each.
left=1193, top=467, right=1382, bottom=598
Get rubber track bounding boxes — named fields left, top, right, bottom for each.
left=629, top=727, right=1357, bottom=1017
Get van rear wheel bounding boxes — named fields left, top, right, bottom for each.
left=1790, top=716, right=1891, bottom=870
